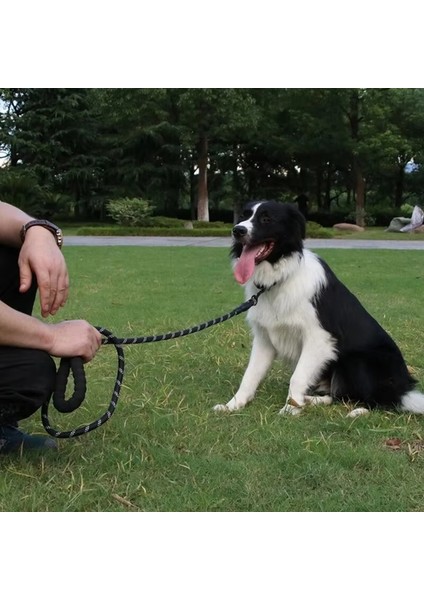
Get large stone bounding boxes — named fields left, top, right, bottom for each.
left=333, top=223, right=365, bottom=232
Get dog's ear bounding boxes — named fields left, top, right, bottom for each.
left=287, top=203, right=306, bottom=240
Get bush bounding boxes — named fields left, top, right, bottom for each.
left=305, top=221, right=334, bottom=239
left=193, top=220, right=229, bottom=229
left=107, top=197, right=153, bottom=226
left=307, top=211, right=349, bottom=227
left=76, top=226, right=233, bottom=237
left=147, top=216, right=185, bottom=228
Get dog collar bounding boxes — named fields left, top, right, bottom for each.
left=253, top=282, right=277, bottom=292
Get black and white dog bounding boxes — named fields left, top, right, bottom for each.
left=214, top=200, right=424, bottom=417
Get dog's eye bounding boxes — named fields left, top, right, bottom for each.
left=260, top=214, right=271, bottom=224
left=242, top=210, right=253, bottom=220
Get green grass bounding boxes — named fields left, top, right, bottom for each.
left=1, top=247, right=424, bottom=511
left=332, top=226, right=424, bottom=241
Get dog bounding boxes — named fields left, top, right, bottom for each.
left=213, top=200, right=424, bottom=417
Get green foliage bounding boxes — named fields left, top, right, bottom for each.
left=148, top=216, right=186, bottom=228
left=346, top=209, right=377, bottom=227
left=192, top=220, right=229, bottom=229
left=76, top=219, right=332, bottom=238
left=2, top=87, right=424, bottom=222
left=76, top=226, right=233, bottom=237
left=0, top=168, right=41, bottom=207
left=400, top=203, right=415, bottom=217
left=305, top=221, right=334, bottom=238
left=106, top=197, right=153, bottom=226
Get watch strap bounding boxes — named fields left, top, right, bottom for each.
left=20, top=219, right=63, bottom=248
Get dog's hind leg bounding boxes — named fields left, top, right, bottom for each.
left=304, top=394, right=333, bottom=406
left=214, top=329, right=276, bottom=412
left=280, top=333, right=337, bottom=415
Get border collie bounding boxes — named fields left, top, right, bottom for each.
left=213, top=200, right=424, bottom=417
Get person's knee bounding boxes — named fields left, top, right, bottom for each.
left=30, top=350, right=57, bottom=404
left=0, top=349, right=57, bottom=424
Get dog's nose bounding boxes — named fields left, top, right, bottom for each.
left=233, top=225, right=248, bottom=238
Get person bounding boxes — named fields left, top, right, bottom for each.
left=0, top=201, right=102, bottom=454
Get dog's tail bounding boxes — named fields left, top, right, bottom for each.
left=400, top=390, right=424, bottom=414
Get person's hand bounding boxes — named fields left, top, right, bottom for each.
left=18, top=227, right=69, bottom=317
left=45, top=320, right=103, bottom=363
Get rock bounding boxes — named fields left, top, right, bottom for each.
left=333, top=223, right=365, bottom=232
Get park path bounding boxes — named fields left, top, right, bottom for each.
left=64, top=236, right=424, bottom=250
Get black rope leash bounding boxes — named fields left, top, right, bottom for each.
left=41, top=288, right=266, bottom=438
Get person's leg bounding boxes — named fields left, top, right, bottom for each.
left=0, top=245, right=58, bottom=453
left=0, top=347, right=58, bottom=452
left=0, top=245, right=37, bottom=313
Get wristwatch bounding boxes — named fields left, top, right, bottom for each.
left=20, top=219, right=64, bottom=248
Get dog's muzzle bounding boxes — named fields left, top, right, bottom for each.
left=232, top=225, right=248, bottom=238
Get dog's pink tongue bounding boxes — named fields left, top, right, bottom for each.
left=234, top=245, right=262, bottom=284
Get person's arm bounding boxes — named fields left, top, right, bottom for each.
left=0, top=201, right=69, bottom=316
left=0, top=301, right=102, bottom=362
left=0, top=201, right=35, bottom=247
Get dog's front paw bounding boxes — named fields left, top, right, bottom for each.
left=279, top=404, right=303, bottom=416
left=346, top=407, right=369, bottom=418
left=213, top=395, right=248, bottom=413
left=213, top=403, right=230, bottom=413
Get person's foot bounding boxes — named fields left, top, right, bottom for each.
left=0, top=425, right=58, bottom=454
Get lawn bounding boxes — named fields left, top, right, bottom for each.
left=332, top=226, right=424, bottom=241
left=1, top=247, right=424, bottom=512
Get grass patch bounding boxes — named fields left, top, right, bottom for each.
left=332, top=226, right=424, bottom=241
left=1, top=247, right=424, bottom=511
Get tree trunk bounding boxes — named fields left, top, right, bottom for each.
left=394, top=164, right=405, bottom=208
left=315, top=165, right=323, bottom=210
left=189, top=164, right=196, bottom=221
left=232, top=144, right=243, bottom=224
left=197, top=134, right=209, bottom=222
left=353, top=157, right=366, bottom=227
left=349, top=91, right=366, bottom=227
left=323, top=163, right=332, bottom=211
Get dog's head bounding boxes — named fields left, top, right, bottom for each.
left=231, top=200, right=306, bottom=285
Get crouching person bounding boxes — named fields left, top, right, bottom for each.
left=0, top=201, right=102, bottom=454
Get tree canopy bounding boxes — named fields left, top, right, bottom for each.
left=1, top=87, right=423, bottom=225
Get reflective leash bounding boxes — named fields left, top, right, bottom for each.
left=41, top=289, right=266, bottom=438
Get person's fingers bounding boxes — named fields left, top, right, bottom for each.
left=19, top=257, right=33, bottom=293
left=49, top=273, right=70, bottom=315
left=36, top=272, right=55, bottom=317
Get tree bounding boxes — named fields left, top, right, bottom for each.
left=96, top=88, right=186, bottom=215
left=0, top=88, right=103, bottom=217
left=177, top=89, right=259, bottom=221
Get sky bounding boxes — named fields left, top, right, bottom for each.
left=3, top=2, right=424, bottom=89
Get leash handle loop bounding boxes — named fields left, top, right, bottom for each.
left=53, top=357, right=86, bottom=413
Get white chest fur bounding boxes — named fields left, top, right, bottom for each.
left=243, top=250, right=336, bottom=365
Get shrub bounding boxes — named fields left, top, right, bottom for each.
left=76, top=226, right=232, bottom=237
left=148, top=216, right=185, bottom=228
left=107, top=197, right=153, bottom=226
left=305, top=221, right=334, bottom=239
left=400, top=203, right=414, bottom=217
left=193, top=220, right=229, bottom=229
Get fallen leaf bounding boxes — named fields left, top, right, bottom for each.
left=384, top=438, right=403, bottom=450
